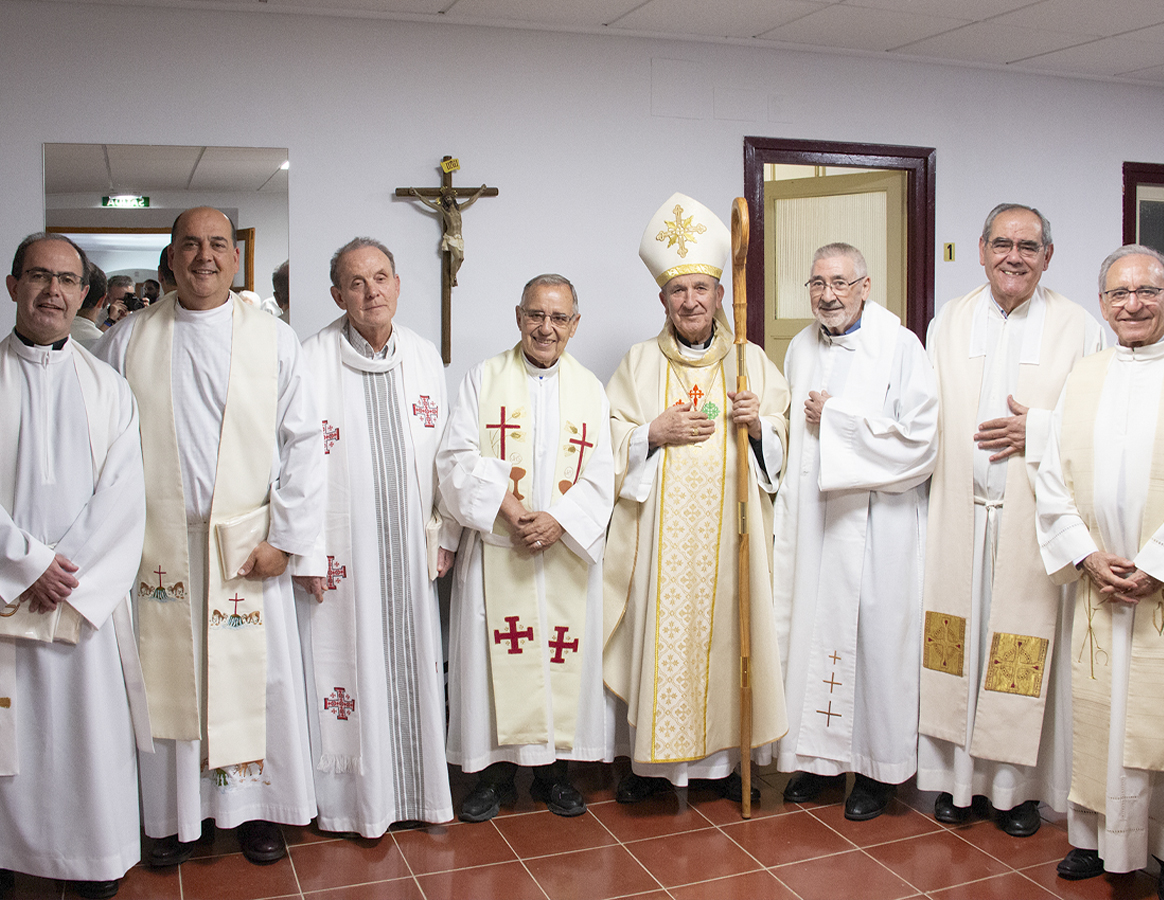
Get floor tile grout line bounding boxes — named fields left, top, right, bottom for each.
left=856, top=845, right=930, bottom=898
left=281, top=827, right=305, bottom=900
left=487, top=815, right=553, bottom=900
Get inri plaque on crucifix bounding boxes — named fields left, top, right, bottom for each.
left=396, top=156, right=498, bottom=364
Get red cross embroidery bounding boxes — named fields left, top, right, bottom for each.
left=486, top=406, right=519, bottom=459
left=494, top=615, right=534, bottom=654
left=323, top=420, right=340, bottom=455
left=687, top=384, right=704, bottom=406
left=324, top=687, right=355, bottom=720
left=548, top=625, right=579, bottom=664
left=154, top=566, right=166, bottom=589
left=412, top=395, right=439, bottom=427
left=568, top=424, right=594, bottom=486
left=325, top=556, right=347, bottom=591
left=228, top=594, right=246, bottom=617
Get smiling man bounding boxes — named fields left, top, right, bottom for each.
left=1037, top=244, right=1164, bottom=891
left=438, top=274, right=613, bottom=822
left=94, top=207, right=324, bottom=868
left=603, top=193, right=789, bottom=805
left=294, top=238, right=457, bottom=835
left=773, top=243, right=938, bottom=820
left=918, top=204, right=1103, bottom=836
left=0, top=234, right=148, bottom=900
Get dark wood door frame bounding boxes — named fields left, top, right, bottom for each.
left=743, top=136, right=936, bottom=347
left=1123, top=161, right=1164, bottom=245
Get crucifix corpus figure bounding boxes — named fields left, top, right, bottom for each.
left=396, top=156, right=498, bottom=364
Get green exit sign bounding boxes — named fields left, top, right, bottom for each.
left=102, top=195, right=149, bottom=208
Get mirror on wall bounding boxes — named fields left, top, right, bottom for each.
left=43, top=143, right=289, bottom=320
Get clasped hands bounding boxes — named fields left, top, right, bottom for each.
left=648, top=392, right=762, bottom=448
left=500, top=492, right=563, bottom=554
left=1080, top=551, right=1163, bottom=605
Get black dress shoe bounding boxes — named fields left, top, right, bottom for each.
left=782, top=771, right=846, bottom=803
left=997, top=799, right=1040, bottom=837
left=459, top=780, right=518, bottom=822
left=933, top=792, right=971, bottom=824
left=237, top=820, right=286, bottom=865
left=530, top=778, right=586, bottom=817
left=690, top=771, right=761, bottom=802
left=615, top=772, right=672, bottom=804
left=146, top=834, right=196, bottom=868
left=74, top=880, right=120, bottom=899
left=1057, top=847, right=1104, bottom=880
left=844, top=774, right=895, bottom=821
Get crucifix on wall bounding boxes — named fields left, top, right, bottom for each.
left=396, top=156, right=499, bottom=364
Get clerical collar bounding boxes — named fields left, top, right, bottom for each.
left=13, top=329, right=67, bottom=350
left=344, top=320, right=395, bottom=360
left=987, top=290, right=1031, bottom=321
left=1115, top=335, right=1164, bottom=362
left=822, top=317, right=862, bottom=339
left=523, top=352, right=561, bottom=377
left=676, top=324, right=714, bottom=352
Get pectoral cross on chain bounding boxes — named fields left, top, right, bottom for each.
left=396, top=156, right=499, bottom=365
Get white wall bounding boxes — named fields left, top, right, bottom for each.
left=2, top=0, right=1161, bottom=387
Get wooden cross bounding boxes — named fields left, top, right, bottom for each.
left=493, top=615, right=534, bottom=654
left=396, top=156, right=499, bottom=365
left=548, top=625, right=580, bottom=664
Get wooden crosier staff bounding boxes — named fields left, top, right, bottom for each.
left=731, top=197, right=752, bottom=819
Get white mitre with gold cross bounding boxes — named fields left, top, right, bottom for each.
left=638, top=192, right=731, bottom=288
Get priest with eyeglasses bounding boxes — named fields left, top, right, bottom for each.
left=918, top=203, right=1103, bottom=837
left=1036, top=245, right=1164, bottom=891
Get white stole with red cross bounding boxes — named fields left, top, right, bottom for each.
left=478, top=346, right=601, bottom=747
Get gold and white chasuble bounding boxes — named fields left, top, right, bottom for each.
left=125, top=296, right=277, bottom=769
left=478, top=347, right=604, bottom=747
left=921, top=286, right=1097, bottom=767
left=604, top=312, right=790, bottom=764
left=1038, top=346, right=1164, bottom=821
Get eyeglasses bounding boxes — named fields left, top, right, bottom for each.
left=805, top=277, right=863, bottom=297
left=986, top=238, right=1044, bottom=258
left=521, top=309, right=575, bottom=328
left=23, top=268, right=83, bottom=289
left=1103, top=286, right=1163, bottom=306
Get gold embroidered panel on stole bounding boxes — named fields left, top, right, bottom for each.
left=651, top=362, right=727, bottom=762
left=923, top=611, right=966, bottom=678
left=983, top=632, right=1048, bottom=697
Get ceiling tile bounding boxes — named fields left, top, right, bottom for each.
left=44, top=143, right=110, bottom=195
left=990, top=0, right=1164, bottom=37
left=445, top=0, right=640, bottom=28
left=1017, top=33, right=1164, bottom=75
left=756, top=4, right=970, bottom=51
left=849, top=0, right=1039, bottom=21
left=894, top=21, right=1098, bottom=63
left=268, top=0, right=450, bottom=13
left=189, top=146, right=290, bottom=192
left=107, top=144, right=204, bottom=193
left=610, top=0, right=827, bottom=38
left=1118, top=62, right=1164, bottom=82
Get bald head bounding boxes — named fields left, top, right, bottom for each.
left=168, top=207, right=239, bottom=309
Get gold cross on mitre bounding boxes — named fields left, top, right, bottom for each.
left=656, top=203, right=707, bottom=259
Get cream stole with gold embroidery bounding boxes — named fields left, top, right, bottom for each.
left=478, top=347, right=601, bottom=748
left=1058, top=349, right=1164, bottom=813
left=920, top=287, right=1089, bottom=766
left=126, top=295, right=276, bottom=769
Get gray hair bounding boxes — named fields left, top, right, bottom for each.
left=520, top=273, right=578, bottom=315
left=981, top=203, right=1052, bottom=246
left=107, top=275, right=134, bottom=292
left=1097, top=244, right=1164, bottom=293
left=812, top=242, right=868, bottom=279
left=330, top=238, right=395, bottom=288
left=10, top=232, right=90, bottom=286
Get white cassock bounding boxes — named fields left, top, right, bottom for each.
left=439, top=353, right=613, bottom=770
left=0, top=334, right=146, bottom=881
left=918, top=290, right=1103, bottom=811
left=297, top=319, right=454, bottom=834
left=773, top=303, right=938, bottom=783
left=1037, top=339, right=1164, bottom=872
left=95, top=302, right=322, bottom=841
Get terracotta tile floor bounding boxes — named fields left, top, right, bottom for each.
left=10, top=762, right=1162, bottom=899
